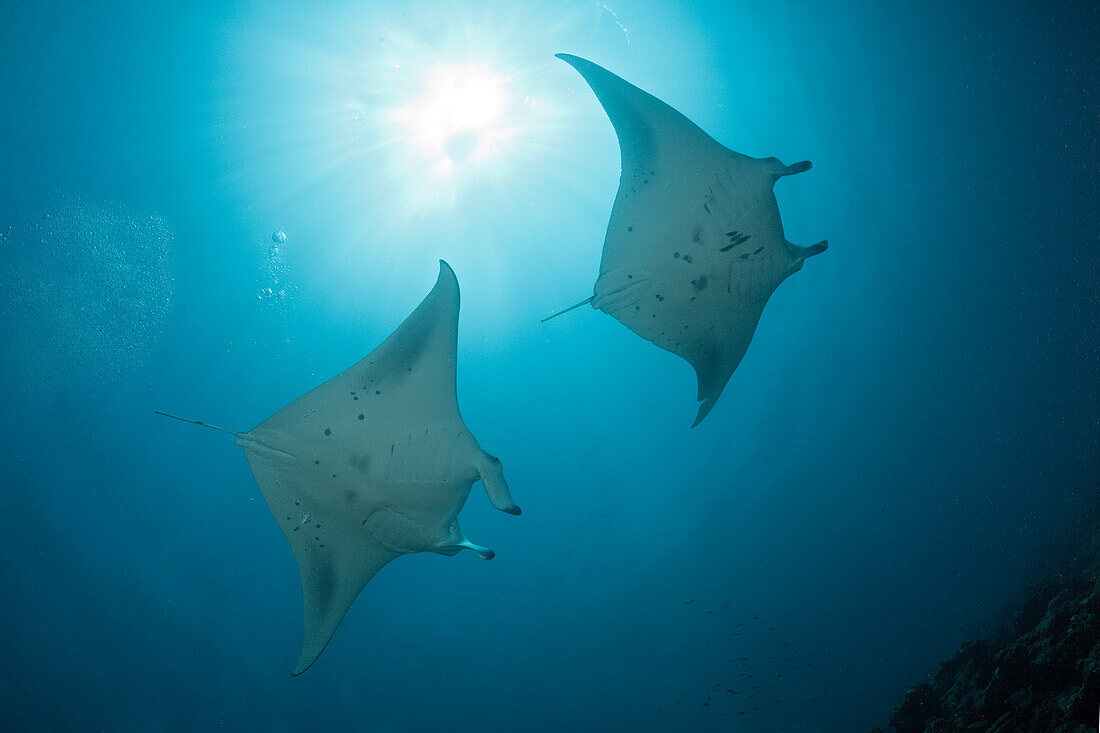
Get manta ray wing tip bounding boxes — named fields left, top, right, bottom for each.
left=555, top=53, right=586, bottom=70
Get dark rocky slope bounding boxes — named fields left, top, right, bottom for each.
left=878, top=514, right=1100, bottom=732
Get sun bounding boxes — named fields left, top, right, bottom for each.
left=390, top=64, right=512, bottom=175
left=242, top=7, right=594, bottom=240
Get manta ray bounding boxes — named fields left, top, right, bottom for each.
left=550, top=54, right=828, bottom=426
left=159, top=261, right=520, bottom=674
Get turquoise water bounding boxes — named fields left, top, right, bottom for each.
left=0, top=1, right=1095, bottom=730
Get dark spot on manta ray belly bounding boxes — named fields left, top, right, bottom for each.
left=308, top=554, right=337, bottom=616
left=692, top=276, right=708, bottom=291
left=692, top=226, right=702, bottom=243
left=753, top=246, right=764, bottom=255
left=324, top=428, right=331, bottom=436
left=349, top=454, right=371, bottom=474
left=627, top=226, right=633, bottom=232
left=344, top=489, right=358, bottom=504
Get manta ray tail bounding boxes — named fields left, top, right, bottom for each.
left=541, top=296, right=595, bottom=323
left=155, top=410, right=241, bottom=438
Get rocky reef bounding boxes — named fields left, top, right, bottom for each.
left=879, top=514, right=1100, bottom=732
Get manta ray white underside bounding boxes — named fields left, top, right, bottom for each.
left=161, top=261, right=519, bottom=674
left=554, top=54, right=827, bottom=426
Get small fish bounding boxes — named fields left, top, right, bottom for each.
left=702, top=610, right=713, bottom=615
left=751, top=616, right=760, bottom=620
left=683, top=599, right=696, bottom=605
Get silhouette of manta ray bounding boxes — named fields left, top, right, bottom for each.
left=549, top=54, right=828, bottom=426
left=160, top=261, right=519, bottom=674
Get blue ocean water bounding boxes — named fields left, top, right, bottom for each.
left=0, top=0, right=1095, bottom=730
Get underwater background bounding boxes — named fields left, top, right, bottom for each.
left=0, top=0, right=1096, bottom=730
